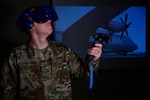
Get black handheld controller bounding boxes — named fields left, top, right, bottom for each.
left=89, top=33, right=109, bottom=61
left=93, top=33, right=109, bottom=44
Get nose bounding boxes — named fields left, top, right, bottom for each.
left=46, top=20, right=52, bottom=24
left=47, top=20, right=52, bottom=23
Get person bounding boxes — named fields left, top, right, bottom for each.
left=0, top=5, right=103, bottom=100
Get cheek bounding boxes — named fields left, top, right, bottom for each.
left=47, top=26, right=53, bottom=32
left=44, top=26, right=53, bottom=34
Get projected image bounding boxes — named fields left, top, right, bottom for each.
left=54, top=6, right=146, bottom=59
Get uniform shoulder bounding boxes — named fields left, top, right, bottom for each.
left=51, top=41, right=69, bottom=50
left=11, top=44, right=27, bottom=54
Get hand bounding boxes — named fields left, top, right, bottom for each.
left=88, top=43, right=103, bottom=61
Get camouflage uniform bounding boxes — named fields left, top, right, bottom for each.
left=0, top=40, right=100, bottom=100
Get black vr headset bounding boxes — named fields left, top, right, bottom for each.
left=16, top=5, right=58, bottom=32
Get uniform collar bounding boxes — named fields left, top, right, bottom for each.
left=26, top=39, right=55, bottom=59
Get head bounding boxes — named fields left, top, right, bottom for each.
left=15, top=5, right=58, bottom=33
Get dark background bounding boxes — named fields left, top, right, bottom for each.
left=0, top=0, right=150, bottom=100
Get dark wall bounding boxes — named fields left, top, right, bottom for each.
left=72, top=69, right=150, bottom=100
left=53, top=0, right=149, bottom=6
left=0, top=0, right=50, bottom=64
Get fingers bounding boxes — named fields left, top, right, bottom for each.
left=88, top=43, right=103, bottom=61
left=95, top=43, right=103, bottom=48
left=92, top=43, right=103, bottom=55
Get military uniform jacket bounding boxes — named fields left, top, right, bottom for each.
left=0, top=40, right=100, bottom=100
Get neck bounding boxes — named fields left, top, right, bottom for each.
left=30, top=38, right=49, bottom=50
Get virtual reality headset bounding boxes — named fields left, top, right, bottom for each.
left=16, top=5, right=58, bottom=31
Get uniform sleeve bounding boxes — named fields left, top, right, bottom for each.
left=0, top=56, right=17, bottom=100
left=89, top=58, right=100, bottom=75
left=65, top=48, right=100, bottom=81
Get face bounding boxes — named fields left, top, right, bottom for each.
left=31, top=20, right=53, bottom=37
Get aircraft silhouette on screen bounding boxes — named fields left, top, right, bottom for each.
left=100, top=13, right=132, bottom=39
left=59, top=7, right=141, bottom=59
left=89, top=13, right=138, bottom=56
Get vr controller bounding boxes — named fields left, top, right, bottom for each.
left=88, top=33, right=109, bottom=89
left=93, top=33, right=109, bottom=44
left=89, top=33, right=109, bottom=61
